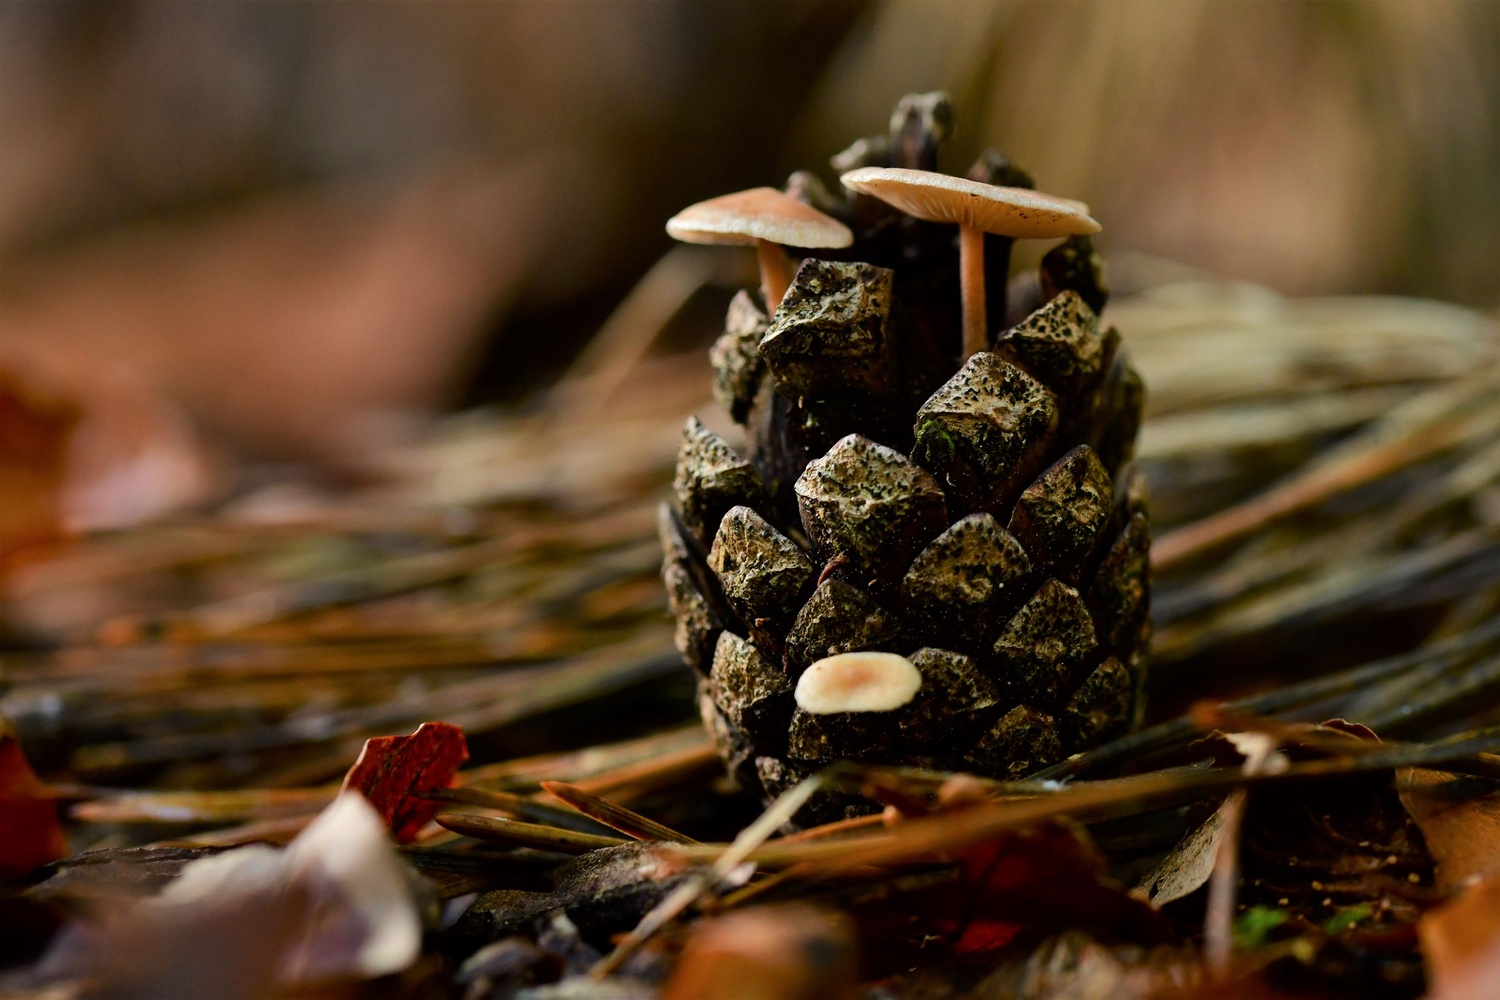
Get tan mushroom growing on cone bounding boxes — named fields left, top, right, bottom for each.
left=840, top=167, right=1101, bottom=358
left=666, top=188, right=853, bottom=315
left=795, top=651, right=921, bottom=714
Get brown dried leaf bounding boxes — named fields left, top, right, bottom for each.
left=340, top=721, right=468, bottom=843
left=1398, top=767, right=1500, bottom=893
left=1137, top=797, right=1229, bottom=906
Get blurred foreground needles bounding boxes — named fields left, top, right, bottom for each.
left=4, top=269, right=1500, bottom=996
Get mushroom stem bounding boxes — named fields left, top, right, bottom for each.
left=958, top=225, right=988, bottom=357
left=985, top=234, right=1014, bottom=337
left=755, top=240, right=793, bottom=316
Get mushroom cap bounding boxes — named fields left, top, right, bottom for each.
left=795, top=651, right=922, bottom=715
left=666, top=187, right=853, bottom=249
left=840, top=167, right=1100, bottom=238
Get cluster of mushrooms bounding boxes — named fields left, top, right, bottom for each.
left=664, top=156, right=1103, bottom=726
left=666, top=166, right=1100, bottom=358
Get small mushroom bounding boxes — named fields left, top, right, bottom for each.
left=666, top=188, right=853, bottom=315
left=795, top=651, right=921, bottom=715
left=839, top=167, right=1100, bottom=358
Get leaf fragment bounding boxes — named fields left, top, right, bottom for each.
left=340, top=721, right=469, bottom=843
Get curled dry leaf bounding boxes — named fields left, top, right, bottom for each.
left=1398, top=767, right=1500, bottom=893
left=0, top=730, right=66, bottom=879
left=1138, top=800, right=1229, bottom=906
left=1138, top=727, right=1291, bottom=907
left=23, top=793, right=421, bottom=997
left=340, top=721, right=469, bottom=843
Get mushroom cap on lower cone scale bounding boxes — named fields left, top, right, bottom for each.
left=840, top=167, right=1100, bottom=239
left=666, top=187, right=854, bottom=249
left=795, top=651, right=922, bottom=715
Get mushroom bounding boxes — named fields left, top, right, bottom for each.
left=839, top=167, right=1100, bottom=358
left=795, top=651, right=921, bottom=715
left=666, top=188, right=853, bottom=315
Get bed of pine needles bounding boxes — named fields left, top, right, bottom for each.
left=4, top=264, right=1500, bottom=999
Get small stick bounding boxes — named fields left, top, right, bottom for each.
left=774, top=813, right=886, bottom=844
left=420, top=786, right=613, bottom=835
left=699, top=726, right=1500, bottom=876
left=541, top=781, right=696, bottom=844
left=590, top=771, right=831, bottom=979
left=434, top=813, right=626, bottom=854
left=1203, top=734, right=1278, bottom=975
left=1202, top=788, right=1247, bottom=973
left=714, top=863, right=814, bottom=911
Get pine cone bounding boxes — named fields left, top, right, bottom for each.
left=662, top=94, right=1149, bottom=820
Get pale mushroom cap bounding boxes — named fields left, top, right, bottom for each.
left=666, top=187, right=854, bottom=249
left=795, top=651, right=922, bottom=715
left=840, top=167, right=1100, bottom=239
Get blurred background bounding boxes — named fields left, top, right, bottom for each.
left=1, top=0, right=1497, bottom=517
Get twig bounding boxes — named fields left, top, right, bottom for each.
left=420, top=786, right=614, bottom=835
left=433, top=813, right=626, bottom=854
left=541, top=781, right=696, bottom=844
left=589, top=770, right=832, bottom=979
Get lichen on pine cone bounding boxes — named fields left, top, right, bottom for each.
left=660, top=93, right=1149, bottom=820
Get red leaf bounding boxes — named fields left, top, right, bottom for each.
left=947, top=821, right=1169, bottom=956
left=339, top=722, right=468, bottom=843
left=850, top=818, right=1172, bottom=971
left=0, top=732, right=67, bottom=878
left=953, top=918, right=1024, bottom=955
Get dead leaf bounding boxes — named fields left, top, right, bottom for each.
left=1138, top=797, right=1230, bottom=906
left=1139, top=727, right=1294, bottom=907
left=848, top=818, right=1172, bottom=974
left=340, top=721, right=468, bottom=843
left=1398, top=768, right=1500, bottom=893
left=1420, top=878, right=1500, bottom=1000
left=0, top=730, right=65, bottom=878
left=23, top=792, right=422, bottom=998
